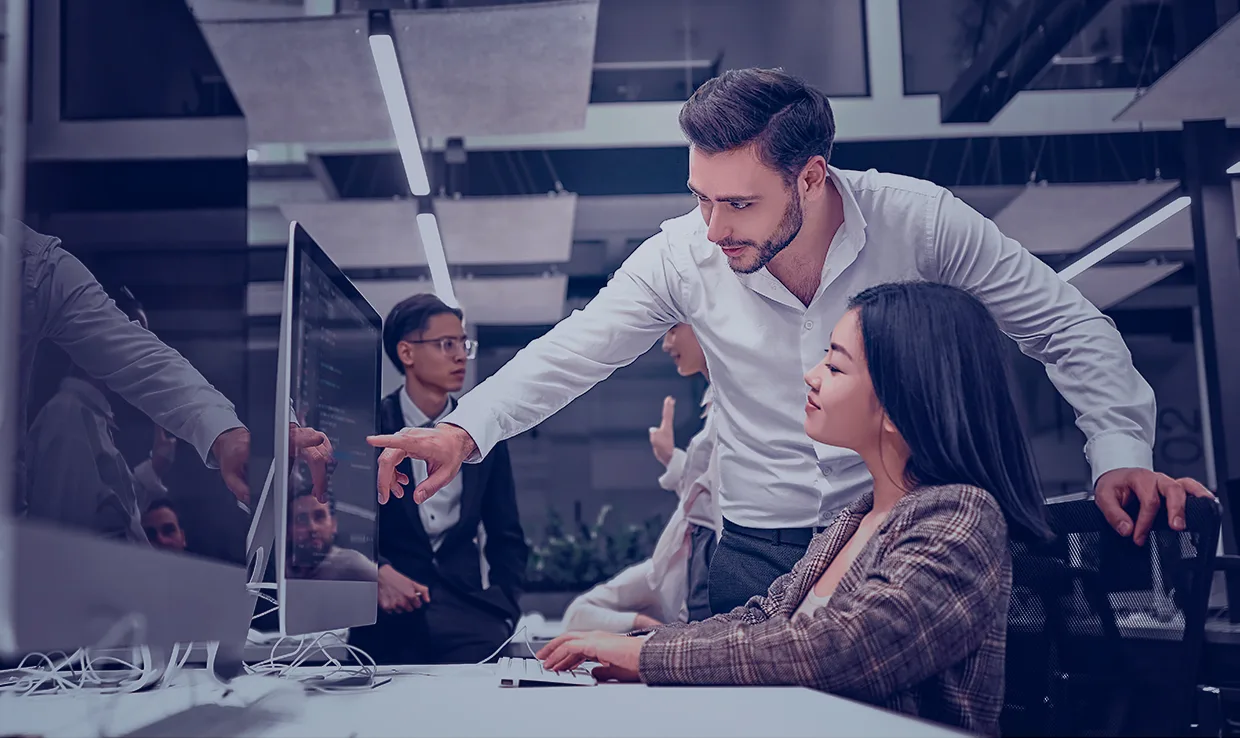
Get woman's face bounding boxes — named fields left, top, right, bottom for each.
left=661, top=323, right=707, bottom=377
left=803, top=309, right=886, bottom=451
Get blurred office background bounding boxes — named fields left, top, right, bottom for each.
left=10, top=0, right=1240, bottom=587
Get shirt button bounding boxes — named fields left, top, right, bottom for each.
left=822, top=468, right=832, bottom=477
left=804, top=320, right=814, bottom=330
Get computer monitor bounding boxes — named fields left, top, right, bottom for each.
left=271, top=221, right=381, bottom=636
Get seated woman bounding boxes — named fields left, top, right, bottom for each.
left=537, top=281, right=1053, bottom=734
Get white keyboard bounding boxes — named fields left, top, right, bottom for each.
left=496, top=657, right=597, bottom=688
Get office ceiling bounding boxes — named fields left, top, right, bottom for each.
left=196, top=0, right=1223, bottom=334
left=198, top=1, right=599, bottom=143
left=1116, top=13, right=1240, bottom=124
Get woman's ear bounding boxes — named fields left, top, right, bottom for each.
left=881, top=412, right=898, bottom=435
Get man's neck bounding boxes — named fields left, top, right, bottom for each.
left=404, top=375, right=450, bottom=421
left=766, top=179, right=845, bottom=306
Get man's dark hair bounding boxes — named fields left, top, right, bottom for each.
left=382, top=293, right=464, bottom=372
left=291, top=485, right=335, bottom=516
left=678, top=67, right=836, bottom=186
left=145, top=497, right=178, bottom=517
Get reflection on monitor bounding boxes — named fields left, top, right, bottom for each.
left=274, top=222, right=381, bottom=636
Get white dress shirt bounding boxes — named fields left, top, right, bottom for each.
left=445, top=167, right=1156, bottom=529
left=657, top=385, right=721, bottom=532
left=401, top=390, right=463, bottom=551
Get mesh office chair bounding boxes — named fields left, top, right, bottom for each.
left=1002, top=495, right=1221, bottom=737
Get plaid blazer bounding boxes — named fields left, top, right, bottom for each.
left=638, top=483, right=1011, bottom=735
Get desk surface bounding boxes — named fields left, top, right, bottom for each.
left=0, top=665, right=967, bottom=738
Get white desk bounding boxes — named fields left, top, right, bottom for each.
left=0, top=665, right=968, bottom=738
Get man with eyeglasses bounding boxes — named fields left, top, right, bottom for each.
left=349, top=293, right=528, bottom=664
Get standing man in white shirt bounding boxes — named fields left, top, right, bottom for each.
left=369, top=68, right=1211, bottom=614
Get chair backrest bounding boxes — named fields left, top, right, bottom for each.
left=1002, top=495, right=1221, bottom=737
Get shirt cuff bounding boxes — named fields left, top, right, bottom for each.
left=440, top=409, right=496, bottom=464
left=658, top=449, right=687, bottom=492
left=195, top=408, right=246, bottom=469
left=563, top=604, right=643, bottom=634
left=1085, top=432, right=1154, bottom=486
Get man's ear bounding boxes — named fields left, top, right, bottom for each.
left=801, top=156, right=829, bottom=199
left=397, top=340, right=416, bottom=371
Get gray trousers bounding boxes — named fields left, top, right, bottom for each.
left=707, top=527, right=809, bottom=615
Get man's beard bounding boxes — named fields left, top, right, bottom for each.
left=291, top=539, right=329, bottom=571
left=718, top=190, right=805, bottom=274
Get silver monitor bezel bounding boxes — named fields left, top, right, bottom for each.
left=274, top=221, right=379, bottom=637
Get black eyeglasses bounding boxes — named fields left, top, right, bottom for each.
left=403, top=336, right=478, bottom=360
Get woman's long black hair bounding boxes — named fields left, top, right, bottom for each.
left=849, top=282, right=1053, bottom=542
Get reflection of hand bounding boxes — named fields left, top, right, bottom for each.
left=378, top=564, right=431, bottom=613
left=290, top=425, right=334, bottom=503
left=1094, top=468, right=1215, bottom=546
left=648, top=397, right=676, bottom=466
left=212, top=428, right=251, bottom=504
left=367, top=424, right=476, bottom=505
left=536, top=631, right=643, bottom=680
left=151, top=427, right=177, bottom=479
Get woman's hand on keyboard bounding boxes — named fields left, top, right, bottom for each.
left=536, top=631, right=642, bottom=681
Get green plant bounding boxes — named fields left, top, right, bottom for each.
left=525, top=504, right=664, bottom=592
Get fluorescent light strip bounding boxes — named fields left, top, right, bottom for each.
left=416, top=213, right=459, bottom=308
left=369, top=34, right=430, bottom=197
left=1058, top=196, right=1191, bottom=282
left=1228, top=160, right=1240, bottom=175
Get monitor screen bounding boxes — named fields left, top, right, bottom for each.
left=283, top=234, right=381, bottom=584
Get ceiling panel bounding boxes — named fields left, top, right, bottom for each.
left=992, top=181, right=1181, bottom=255
left=434, top=193, right=576, bottom=264
left=1125, top=207, right=1194, bottom=252
left=949, top=185, right=1025, bottom=220
left=1069, top=262, right=1185, bottom=310
left=248, top=274, right=567, bottom=325
left=572, top=194, right=696, bottom=241
left=280, top=195, right=575, bottom=267
left=1116, top=14, right=1240, bottom=123
left=201, top=14, right=387, bottom=144
left=280, top=200, right=420, bottom=268
left=200, top=1, right=598, bottom=144
left=390, top=1, right=598, bottom=137
left=355, top=276, right=567, bottom=325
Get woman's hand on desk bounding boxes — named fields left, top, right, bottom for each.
left=536, top=631, right=644, bottom=682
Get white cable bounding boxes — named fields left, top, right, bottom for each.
left=0, top=614, right=151, bottom=697
left=474, top=624, right=538, bottom=666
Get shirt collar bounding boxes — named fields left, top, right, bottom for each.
left=826, top=166, right=867, bottom=236
left=728, top=167, right=868, bottom=303
left=60, top=376, right=114, bottom=420
left=399, top=386, right=453, bottom=429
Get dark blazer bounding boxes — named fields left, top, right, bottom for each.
left=376, top=389, right=528, bottom=622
